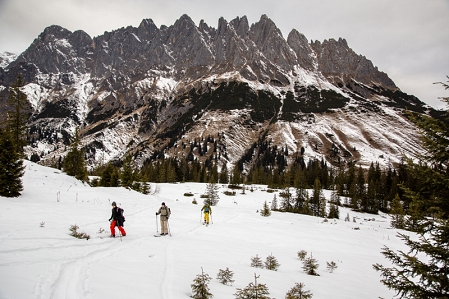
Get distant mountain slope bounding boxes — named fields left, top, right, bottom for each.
left=0, top=14, right=436, bottom=170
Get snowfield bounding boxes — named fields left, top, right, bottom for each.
left=0, top=161, right=409, bottom=299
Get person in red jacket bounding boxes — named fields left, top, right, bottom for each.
left=109, top=201, right=126, bottom=237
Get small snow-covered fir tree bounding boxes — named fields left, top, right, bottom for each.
left=260, top=201, right=271, bottom=217
left=250, top=254, right=264, bottom=268
left=326, top=261, right=338, bottom=273
left=216, top=267, right=234, bottom=285
left=234, top=274, right=270, bottom=299
left=190, top=267, right=213, bottom=299
left=302, top=253, right=320, bottom=276
left=264, top=254, right=280, bottom=271
left=285, top=282, right=313, bottom=299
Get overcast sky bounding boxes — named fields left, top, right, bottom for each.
left=0, top=0, right=448, bottom=109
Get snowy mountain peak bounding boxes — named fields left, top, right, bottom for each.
left=0, top=14, right=441, bottom=171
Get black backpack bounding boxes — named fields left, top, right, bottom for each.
left=117, top=207, right=125, bottom=223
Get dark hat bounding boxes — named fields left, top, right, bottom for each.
left=161, top=202, right=165, bottom=205
left=112, top=201, right=116, bottom=206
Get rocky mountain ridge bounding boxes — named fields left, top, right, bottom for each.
left=0, top=14, right=438, bottom=172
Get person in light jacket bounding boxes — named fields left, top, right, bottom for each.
left=156, top=202, right=171, bottom=235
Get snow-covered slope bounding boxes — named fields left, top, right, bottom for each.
left=0, top=161, right=410, bottom=298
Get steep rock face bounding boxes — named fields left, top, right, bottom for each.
left=311, top=38, right=396, bottom=89
left=0, top=14, right=434, bottom=171
left=12, top=25, right=92, bottom=75
left=287, top=29, right=315, bottom=71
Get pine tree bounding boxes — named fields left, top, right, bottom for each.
left=310, top=179, right=325, bottom=217
left=205, top=181, right=219, bottom=206
left=374, top=78, right=449, bottom=298
left=327, top=203, right=339, bottom=219
left=260, top=200, right=271, bottom=217
left=0, top=74, right=28, bottom=197
left=294, top=186, right=307, bottom=213
left=373, top=217, right=449, bottom=298
left=0, top=128, right=25, bottom=197
left=219, top=162, right=229, bottom=184
left=230, top=164, right=241, bottom=185
left=190, top=268, right=213, bottom=299
left=250, top=254, right=264, bottom=268
left=6, top=73, right=29, bottom=156
left=279, top=187, right=293, bottom=212
left=302, top=253, right=320, bottom=276
left=63, top=128, right=88, bottom=182
left=100, top=164, right=116, bottom=187
left=216, top=267, right=234, bottom=285
left=120, top=153, right=135, bottom=188
left=264, top=254, right=280, bottom=271
left=285, top=282, right=313, bottom=299
left=404, top=196, right=425, bottom=232
left=234, top=274, right=270, bottom=299
left=390, top=194, right=405, bottom=229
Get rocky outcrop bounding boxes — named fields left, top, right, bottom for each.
left=311, top=38, right=396, bottom=89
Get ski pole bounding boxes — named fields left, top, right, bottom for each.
left=156, top=214, right=159, bottom=233
left=211, top=213, right=213, bottom=224
left=200, top=211, right=202, bottom=224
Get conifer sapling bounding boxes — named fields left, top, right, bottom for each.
left=326, top=261, right=338, bottom=273
left=190, top=267, right=213, bottom=299
left=234, top=273, right=270, bottom=299
left=260, top=200, right=271, bottom=217
left=285, top=282, right=313, bottom=299
left=302, top=253, right=320, bottom=276
left=264, top=253, right=280, bottom=271
left=250, top=254, right=264, bottom=268
left=216, top=267, right=234, bottom=285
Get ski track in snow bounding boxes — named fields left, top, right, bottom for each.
left=34, top=236, right=142, bottom=299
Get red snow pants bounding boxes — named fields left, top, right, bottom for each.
left=110, top=220, right=126, bottom=236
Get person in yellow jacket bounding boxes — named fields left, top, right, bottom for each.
left=201, top=203, right=212, bottom=225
